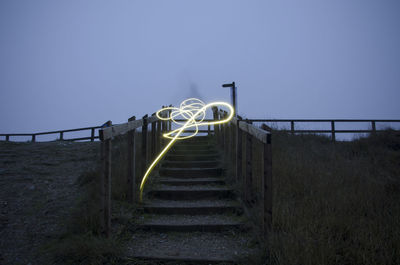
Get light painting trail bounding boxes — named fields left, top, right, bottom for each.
left=139, top=98, right=234, bottom=202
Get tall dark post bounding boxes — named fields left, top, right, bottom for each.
left=222, top=82, right=237, bottom=116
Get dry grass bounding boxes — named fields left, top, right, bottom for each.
left=268, top=131, right=400, bottom=265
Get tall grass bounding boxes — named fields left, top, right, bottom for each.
left=269, top=130, right=400, bottom=265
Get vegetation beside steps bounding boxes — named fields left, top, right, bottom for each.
left=2, top=130, right=399, bottom=264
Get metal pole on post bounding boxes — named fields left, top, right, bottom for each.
left=222, top=82, right=237, bottom=116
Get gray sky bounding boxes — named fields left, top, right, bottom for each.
left=1, top=0, right=399, bottom=134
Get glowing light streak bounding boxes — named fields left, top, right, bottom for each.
left=139, top=98, right=234, bottom=202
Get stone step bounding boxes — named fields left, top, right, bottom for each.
left=147, top=187, right=234, bottom=200
left=142, top=199, right=242, bottom=215
left=137, top=214, right=246, bottom=232
left=165, top=154, right=219, bottom=161
left=161, top=160, right=219, bottom=168
left=160, top=167, right=223, bottom=178
left=169, top=149, right=217, bottom=156
left=158, top=177, right=225, bottom=186
left=171, top=144, right=215, bottom=151
left=125, top=231, right=259, bottom=264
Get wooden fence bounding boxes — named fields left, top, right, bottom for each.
left=213, top=109, right=272, bottom=239
left=247, top=119, right=400, bottom=141
left=0, top=125, right=104, bottom=142
left=98, top=112, right=169, bottom=237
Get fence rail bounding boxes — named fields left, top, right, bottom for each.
left=0, top=125, right=104, bottom=142
left=246, top=119, right=400, bottom=141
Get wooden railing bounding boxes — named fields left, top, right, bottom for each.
left=0, top=125, right=104, bottom=142
left=247, top=119, right=400, bottom=141
left=213, top=109, right=272, bottom=239
left=98, top=112, right=168, bottom=237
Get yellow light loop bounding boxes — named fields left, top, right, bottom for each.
left=140, top=98, right=234, bottom=202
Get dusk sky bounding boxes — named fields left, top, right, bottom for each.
left=1, top=0, right=399, bottom=136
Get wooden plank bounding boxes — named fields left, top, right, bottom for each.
left=101, top=119, right=143, bottom=140
left=238, top=121, right=269, bottom=144
left=147, top=115, right=159, bottom=124
left=100, top=139, right=111, bottom=237
left=263, top=134, right=272, bottom=238
left=331, top=121, right=336, bottom=142
left=91, top=128, right=95, bottom=142
left=141, top=115, right=148, bottom=177
left=127, top=128, right=136, bottom=203
left=236, top=119, right=243, bottom=183
left=244, top=132, right=252, bottom=204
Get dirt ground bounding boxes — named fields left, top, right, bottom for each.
left=0, top=141, right=99, bottom=265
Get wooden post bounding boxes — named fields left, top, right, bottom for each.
left=100, top=138, right=111, bottom=237
left=127, top=116, right=136, bottom=203
left=371, top=121, right=376, bottom=135
left=212, top=107, right=219, bottom=143
left=141, top=115, right=148, bottom=176
left=208, top=124, right=211, bottom=135
left=151, top=114, right=156, bottom=159
left=331, top=121, right=336, bottom=142
left=6, top=135, right=9, bottom=142
left=236, top=121, right=243, bottom=183
left=59, top=132, right=64, bottom=141
left=32, top=134, right=36, bottom=142
left=262, top=134, right=272, bottom=238
left=245, top=132, right=253, bottom=204
left=91, top=128, right=95, bottom=142
left=291, top=121, right=295, bottom=134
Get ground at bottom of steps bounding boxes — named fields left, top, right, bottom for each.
left=124, top=230, right=262, bottom=264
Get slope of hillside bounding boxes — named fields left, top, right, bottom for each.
left=0, top=141, right=99, bottom=265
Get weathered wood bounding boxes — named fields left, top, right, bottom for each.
left=263, top=134, right=272, bottom=238
left=101, top=119, right=143, bottom=140
left=291, top=121, right=294, bottom=134
left=127, top=127, right=136, bottom=203
left=151, top=114, right=156, bottom=159
left=31, top=134, right=36, bottom=142
left=59, top=132, right=64, bottom=141
left=141, top=115, right=148, bottom=176
left=212, top=107, right=219, bottom=143
left=6, top=135, right=9, bottom=141
left=371, top=121, right=376, bottom=134
left=91, top=128, right=95, bottom=142
left=100, top=139, right=111, bottom=237
left=331, top=121, right=336, bottom=142
left=244, top=132, right=253, bottom=204
left=236, top=119, right=243, bottom=183
left=238, top=121, right=269, bottom=144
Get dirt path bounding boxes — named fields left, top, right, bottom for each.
left=0, top=141, right=99, bottom=265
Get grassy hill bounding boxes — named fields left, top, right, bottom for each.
left=1, top=130, right=399, bottom=264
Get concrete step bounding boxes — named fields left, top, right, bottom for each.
left=147, top=187, right=235, bottom=200
left=162, top=160, right=219, bottom=168
left=142, top=199, right=242, bottom=215
left=165, top=154, right=219, bottom=161
left=158, top=177, right=225, bottom=186
left=137, top=214, right=246, bottom=232
left=160, top=167, right=223, bottom=178
left=170, top=144, right=215, bottom=151
left=169, top=149, right=217, bottom=156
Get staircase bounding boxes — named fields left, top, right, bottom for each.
left=126, top=136, right=260, bottom=264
